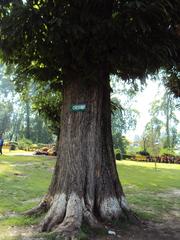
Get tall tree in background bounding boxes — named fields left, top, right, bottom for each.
left=143, top=117, right=163, bottom=155
left=0, top=101, right=13, bottom=133
left=144, top=99, right=164, bottom=153
left=0, top=65, right=54, bottom=143
left=142, top=94, right=179, bottom=154
left=0, top=65, right=14, bottom=135
left=0, top=1, right=180, bottom=237
left=111, top=96, right=138, bottom=157
left=31, top=83, right=62, bottom=138
left=161, top=91, right=179, bottom=149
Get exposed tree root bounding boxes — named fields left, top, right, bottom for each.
left=24, top=192, right=140, bottom=239
left=23, top=194, right=52, bottom=216
left=38, top=192, right=139, bottom=239
left=83, top=208, right=103, bottom=230
left=41, top=193, right=83, bottom=239
left=120, top=196, right=141, bottom=224
left=123, top=209, right=141, bottom=225
left=40, top=193, right=108, bottom=238
left=41, top=193, right=67, bottom=232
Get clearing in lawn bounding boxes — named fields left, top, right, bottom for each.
left=0, top=156, right=179, bottom=240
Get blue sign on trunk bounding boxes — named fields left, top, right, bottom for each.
left=71, top=104, right=86, bottom=112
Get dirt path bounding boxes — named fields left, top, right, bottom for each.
left=4, top=152, right=35, bottom=156
left=97, top=220, right=180, bottom=240
left=4, top=214, right=180, bottom=240
left=125, top=220, right=179, bottom=240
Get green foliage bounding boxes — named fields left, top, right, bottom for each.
left=30, top=115, right=54, bottom=144
left=142, top=91, right=180, bottom=155
left=161, top=91, right=179, bottom=149
left=0, top=65, right=55, bottom=143
left=0, top=1, right=180, bottom=86
left=112, top=97, right=138, bottom=135
left=31, top=83, right=62, bottom=136
left=159, top=147, right=175, bottom=156
left=111, top=90, right=137, bottom=156
left=163, top=66, right=180, bottom=98
left=113, top=134, right=129, bottom=156
left=0, top=101, right=13, bottom=133
left=17, top=138, right=33, bottom=150
left=114, top=148, right=121, bottom=160
left=9, top=141, right=18, bottom=150
left=0, top=65, right=15, bottom=98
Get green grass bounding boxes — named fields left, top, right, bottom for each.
left=0, top=156, right=180, bottom=239
left=0, top=156, right=53, bottom=214
left=0, top=155, right=54, bottom=239
left=117, top=160, right=180, bottom=220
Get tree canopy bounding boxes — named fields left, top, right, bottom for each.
left=0, top=0, right=180, bottom=87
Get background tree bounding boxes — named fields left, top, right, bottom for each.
left=141, top=94, right=179, bottom=155
left=0, top=0, right=180, bottom=238
left=111, top=78, right=139, bottom=158
left=111, top=94, right=139, bottom=157
left=0, top=64, right=55, bottom=143
left=143, top=117, right=163, bottom=155
left=143, top=99, right=163, bottom=154
left=0, top=101, right=13, bottom=134
left=160, top=91, right=179, bottom=150
left=0, top=64, right=15, bottom=136
left=31, top=83, right=62, bottom=138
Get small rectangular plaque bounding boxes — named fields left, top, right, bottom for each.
left=70, top=104, right=86, bottom=112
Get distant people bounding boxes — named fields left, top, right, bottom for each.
left=0, top=134, right=4, bottom=155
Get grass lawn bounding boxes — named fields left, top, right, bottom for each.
left=0, top=156, right=180, bottom=239
left=0, top=155, right=53, bottom=240
left=117, top=161, right=180, bottom=220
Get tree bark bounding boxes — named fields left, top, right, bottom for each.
left=28, top=70, right=133, bottom=238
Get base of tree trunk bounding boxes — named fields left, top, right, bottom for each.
left=24, top=192, right=139, bottom=239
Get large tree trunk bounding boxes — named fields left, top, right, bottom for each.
left=27, top=71, right=133, bottom=238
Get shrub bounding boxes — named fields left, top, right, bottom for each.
left=18, top=138, right=33, bottom=151
left=9, top=141, right=18, bottom=150
left=114, top=148, right=121, bottom=160
left=123, top=154, right=133, bottom=159
left=137, top=151, right=150, bottom=156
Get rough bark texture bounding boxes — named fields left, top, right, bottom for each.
left=28, top=71, right=134, bottom=238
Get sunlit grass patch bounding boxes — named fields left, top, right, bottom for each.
left=0, top=156, right=55, bottom=214
left=117, top=160, right=180, bottom=191
left=0, top=215, right=40, bottom=227
left=2, top=148, right=34, bottom=155
left=117, top=160, right=180, bottom=170
left=0, top=155, right=55, bottom=239
left=0, top=163, right=13, bottom=175
left=117, top=160, right=180, bottom=220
